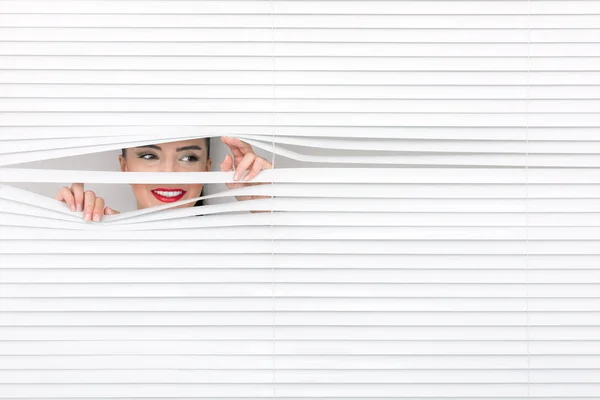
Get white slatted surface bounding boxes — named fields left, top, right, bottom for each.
left=1, top=0, right=600, bottom=398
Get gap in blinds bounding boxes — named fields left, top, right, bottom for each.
left=1, top=0, right=600, bottom=399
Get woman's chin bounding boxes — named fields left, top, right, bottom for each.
left=142, top=197, right=166, bottom=209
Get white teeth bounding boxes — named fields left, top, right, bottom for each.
left=153, top=190, right=183, bottom=197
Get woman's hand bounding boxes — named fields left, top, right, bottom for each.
left=54, top=183, right=120, bottom=223
left=219, top=136, right=273, bottom=205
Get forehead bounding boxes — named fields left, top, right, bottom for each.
left=158, top=138, right=206, bottom=150
left=133, top=138, right=207, bottom=151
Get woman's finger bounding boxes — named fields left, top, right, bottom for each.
left=224, top=136, right=254, bottom=153
left=221, top=136, right=256, bottom=162
left=259, top=156, right=273, bottom=170
left=55, top=186, right=76, bottom=211
left=219, top=153, right=235, bottom=189
left=220, top=136, right=246, bottom=161
left=243, top=157, right=268, bottom=182
left=72, top=183, right=85, bottom=212
left=220, top=153, right=234, bottom=189
left=234, top=152, right=257, bottom=181
left=220, top=153, right=233, bottom=172
left=104, top=206, right=120, bottom=215
left=82, top=190, right=96, bottom=223
left=93, top=197, right=105, bottom=222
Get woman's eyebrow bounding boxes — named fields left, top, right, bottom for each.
left=135, top=145, right=162, bottom=151
left=133, top=144, right=201, bottom=152
left=176, top=145, right=202, bottom=152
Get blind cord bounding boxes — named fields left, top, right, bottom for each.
left=269, top=0, right=277, bottom=397
left=526, top=0, right=531, bottom=397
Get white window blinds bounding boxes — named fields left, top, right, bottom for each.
left=1, top=0, right=600, bottom=398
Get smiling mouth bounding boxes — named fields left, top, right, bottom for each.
left=151, top=188, right=187, bottom=203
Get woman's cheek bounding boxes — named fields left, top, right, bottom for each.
left=132, top=184, right=153, bottom=208
left=187, top=184, right=203, bottom=198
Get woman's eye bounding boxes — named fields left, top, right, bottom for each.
left=139, top=153, right=157, bottom=160
left=181, top=155, right=199, bottom=163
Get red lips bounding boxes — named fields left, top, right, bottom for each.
left=150, top=188, right=187, bottom=203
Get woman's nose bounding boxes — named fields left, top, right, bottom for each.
left=159, top=160, right=177, bottom=172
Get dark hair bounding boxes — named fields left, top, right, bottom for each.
left=121, top=137, right=211, bottom=207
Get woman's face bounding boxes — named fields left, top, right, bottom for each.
left=118, top=138, right=212, bottom=210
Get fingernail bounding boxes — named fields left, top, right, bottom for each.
left=243, top=174, right=250, bottom=181
left=233, top=173, right=239, bottom=181
left=70, top=204, right=76, bottom=212
left=84, top=213, right=91, bottom=222
left=77, top=204, right=83, bottom=212
left=93, top=214, right=100, bottom=222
